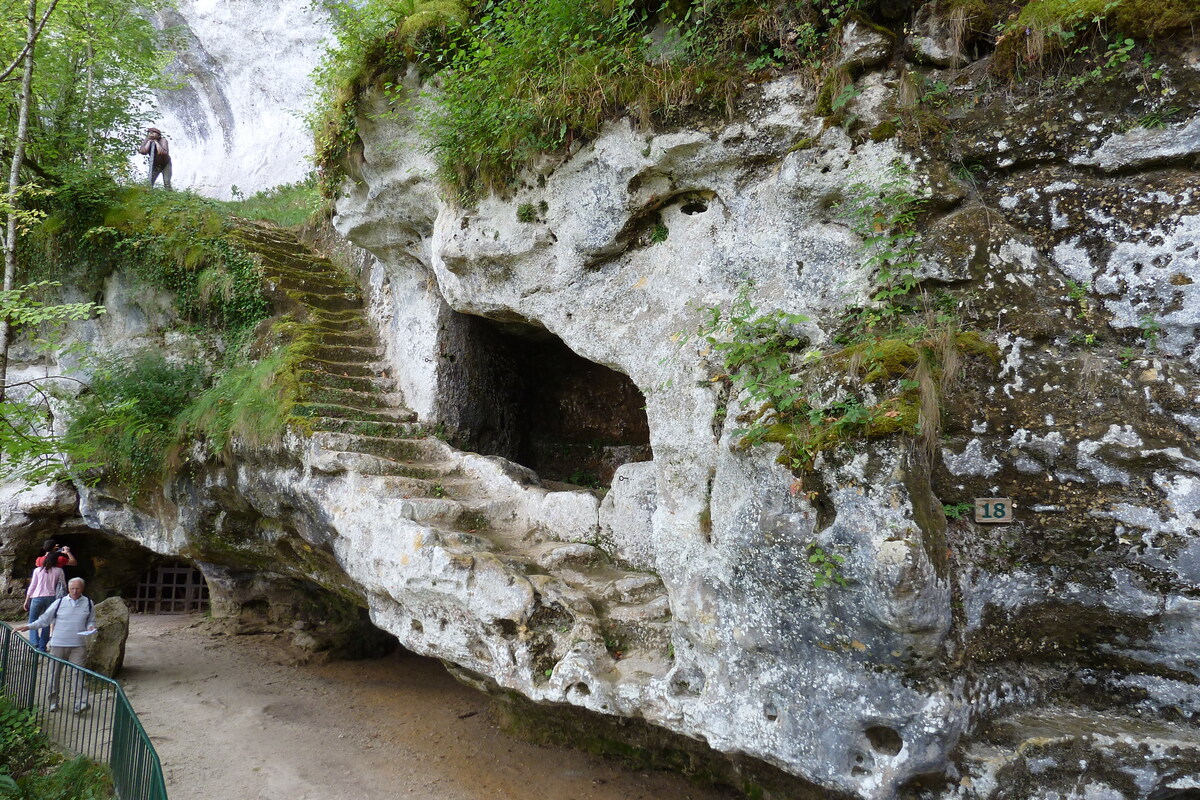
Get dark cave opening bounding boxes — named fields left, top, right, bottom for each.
left=10, top=528, right=201, bottom=610
left=438, top=314, right=652, bottom=487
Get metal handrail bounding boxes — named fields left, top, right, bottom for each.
left=0, top=620, right=168, bottom=800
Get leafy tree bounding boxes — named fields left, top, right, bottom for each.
left=0, top=281, right=103, bottom=485
left=0, top=0, right=165, bottom=457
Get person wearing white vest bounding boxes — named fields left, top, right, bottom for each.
left=17, top=577, right=97, bottom=712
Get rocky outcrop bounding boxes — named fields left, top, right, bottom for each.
left=85, top=597, right=130, bottom=678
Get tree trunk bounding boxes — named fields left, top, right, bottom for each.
left=0, top=0, right=40, bottom=402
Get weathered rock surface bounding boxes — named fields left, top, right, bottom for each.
left=85, top=597, right=130, bottom=678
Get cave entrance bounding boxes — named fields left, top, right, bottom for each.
left=132, top=561, right=210, bottom=614
left=11, top=529, right=208, bottom=612
left=439, top=314, right=652, bottom=487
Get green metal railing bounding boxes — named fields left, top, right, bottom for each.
left=0, top=621, right=167, bottom=800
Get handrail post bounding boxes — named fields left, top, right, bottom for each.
left=0, top=625, right=10, bottom=693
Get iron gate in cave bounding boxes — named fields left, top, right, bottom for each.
left=133, top=562, right=209, bottom=614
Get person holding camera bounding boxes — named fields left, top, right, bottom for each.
left=138, top=127, right=172, bottom=189
left=23, top=540, right=74, bottom=652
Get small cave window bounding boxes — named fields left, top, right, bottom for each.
left=437, top=314, right=652, bottom=487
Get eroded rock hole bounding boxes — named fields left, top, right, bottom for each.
left=438, top=314, right=652, bottom=487
left=681, top=200, right=708, bottom=215
left=865, top=725, right=903, bottom=756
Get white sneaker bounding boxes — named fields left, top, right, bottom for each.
left=49, top=701, right=59, bottom=712
left=73, top=701, right=89, bottom=713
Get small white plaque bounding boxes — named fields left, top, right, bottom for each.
left=975, top=498, right=1014, bottom=524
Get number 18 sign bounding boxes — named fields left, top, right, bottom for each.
left=975, top=498, right=1013, bottom=524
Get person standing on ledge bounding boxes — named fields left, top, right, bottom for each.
left=16, top=578, right=97, bottom=713
left=138, top=127, right=172, bottom=189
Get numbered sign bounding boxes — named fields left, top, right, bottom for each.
left=975, top=498, right=1013, bottom=524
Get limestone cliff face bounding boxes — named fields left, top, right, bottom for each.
left=3, top=7, right=1200, bottom=800
left=146, top=0, right=329, bottom=198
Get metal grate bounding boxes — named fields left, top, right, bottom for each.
left=133, top=564, right=209, bottom=614
left=0, top=623, right=167, bottom=800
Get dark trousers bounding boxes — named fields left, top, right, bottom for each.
left=150, top=161, right=172, bottom=190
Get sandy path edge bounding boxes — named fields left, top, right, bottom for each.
left=120, top=614, right=735, bottom=800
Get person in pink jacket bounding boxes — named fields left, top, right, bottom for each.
left=24, top=545, right=67, bottom=652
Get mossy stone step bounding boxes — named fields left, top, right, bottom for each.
left=293, top=403, right=417, bottom=424
left=307, top=316, right=371, bottom=334
left=308, top=344, right=383, bottom=363
left=299, top=359, right=386, bottom=379
left=266, top=275, right=358, bottom=296
left=280, top=290, right=361, bottom=314
left=312, top=432, right=440, bottom=461
left=301, top=385, right=397, bottom=409
left=257, top=255, right=347, bottom=280
left=312, top=333, right=376, bottom=347
left=297, top=370, right=396, bottom=394
left=307, top=416, right=424, bottom=438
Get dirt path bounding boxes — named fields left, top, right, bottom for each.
left=120, top=615, right=736, bottom=800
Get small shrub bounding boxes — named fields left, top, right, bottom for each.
left=66, top=349, right=207, bottom=500
left=0, top=700, right=47, bottom=778
left=174, top=318, right=321, bottom=458
left=942, top=502, right=973, bottom=520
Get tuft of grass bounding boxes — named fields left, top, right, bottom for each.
left=172, top=318, right=323, bottom=460
left=216, top=177, right=323, bottom=228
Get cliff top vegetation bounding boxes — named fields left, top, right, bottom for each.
left=310, top=0, right=1199, bottom=198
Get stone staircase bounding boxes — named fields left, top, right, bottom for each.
left=233, top=221, right=673, bottom=661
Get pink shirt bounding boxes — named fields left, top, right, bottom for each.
left=26, top=566, right=64, bottom=598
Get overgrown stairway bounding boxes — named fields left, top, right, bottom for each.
left=233, top=221, right=673, bottom=660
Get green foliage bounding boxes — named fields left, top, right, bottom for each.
left=0, top=758, right=114, bottom=800
left=307, top=0, right=464, bottom=194
left=314, top=0, right=862, bottom=197
left=942, top=501, right=973, bottom=520
left=806, top=542, right=848, bottom=588
left=685, top=282, right=995, bottom=475
left=0, top=696, right=114, bottom=797
left=649, top=222, right=669, bottom=244
left=836, top=160, right=927, bottom=332
left=0, top=700, right=45, bottom=778
left=65, top=318, right=320, bottom=496
left=1138, top=312, right=1161, bottom=350
left=565, top=469, right=602, bottom=489
left=66, top=350, right=207, bottom=500
left=23, top=178, right=270, bottom=345
left=174, top=318, right=321, bottom=458
left=0, top=0, right=168, bottom=181
left=215, top=176, right=323, bottom=228
left=516, top=203, right=538, bottom=223
left=684, top=282, right=809, bottom=445
left=0, top=281, right=102, bottom=328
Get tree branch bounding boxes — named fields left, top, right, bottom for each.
left=0, top=0, right=63, bottom=85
